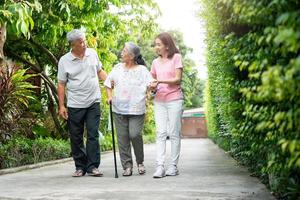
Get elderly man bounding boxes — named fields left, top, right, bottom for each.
left=57, top=29, right=107, bottom=177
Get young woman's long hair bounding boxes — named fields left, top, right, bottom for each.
left=156, top=32, right=180, bottom=58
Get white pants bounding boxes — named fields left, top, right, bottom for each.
left=154, top=99, right=183, bottom=167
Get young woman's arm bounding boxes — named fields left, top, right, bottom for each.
left=157, top=68, right=183, bottom=85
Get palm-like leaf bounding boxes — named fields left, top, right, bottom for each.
left=0, top=66, right=37, bottom=142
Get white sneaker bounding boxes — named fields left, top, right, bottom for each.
left=153, top=166, right=166, bottom=178
left=166, top=165, right=179, bottom=176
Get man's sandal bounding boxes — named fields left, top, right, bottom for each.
left=72, top=169, right=85, bottom=177
left=87, top=168, right=103, bottom=177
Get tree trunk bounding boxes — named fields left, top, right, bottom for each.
left=45, top=84, right=67, bottom=139
left=0, top=23, right=7, bottom=68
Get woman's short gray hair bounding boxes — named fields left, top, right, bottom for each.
left=125, top=42, right=141, bottom=58
left=66, top=29, right=86, bottom=42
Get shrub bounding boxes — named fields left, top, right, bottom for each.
left=201, top=0, right=300, bottom=198
left=0, top=66, right=37, bottom=143
left=0, top=136, right=70, bottom=169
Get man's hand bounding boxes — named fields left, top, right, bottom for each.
left=59, top=106, right=68, bottom=120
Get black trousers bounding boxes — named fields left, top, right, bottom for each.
left=67, top=103, right=100, bottom=173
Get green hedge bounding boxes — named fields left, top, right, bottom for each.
left=0, top=136, right=70, bottom=169
left=201, top=0, right=300, bottom=199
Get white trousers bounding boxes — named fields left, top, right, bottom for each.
left=154, top=99, right=183, bottom=167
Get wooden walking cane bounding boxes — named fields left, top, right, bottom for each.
left=109, top=101, right=118, bottom=178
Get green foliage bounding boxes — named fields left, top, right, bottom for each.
left=100, top=132, right=114, bottom=152
left=142, top=101, right=156, bottom=143
left=182, top=61, right=205, bottom=109
left=0, top=0, right=161, bottom=171
left=201, top=0, right=300, bottom=198
left=0, top=0, right=42, bottom=38
left=170, top=30, right=205, bottom=109
left=1, top=0, right=159, bottom=138
left=0, top=136, right=70, bottom=169
left=0, top=66, right=37, bottom=142
left=31, top=137, right=70, bottom=163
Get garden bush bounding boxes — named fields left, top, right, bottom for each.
left=0, top=136, right=70, bottom=169
left=201, top=0, right=300, bottom=199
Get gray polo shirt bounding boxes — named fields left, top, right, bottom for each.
left=57, top=48, right=102, bottom=108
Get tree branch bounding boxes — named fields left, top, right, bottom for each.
left=28, top=38, right=59, bottom=67
left=6, top=49, right=42, bottom=72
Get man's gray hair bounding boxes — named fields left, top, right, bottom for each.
left=66, top=29, right=86, bottom=42
left=125, top=42, right=141, bottom=58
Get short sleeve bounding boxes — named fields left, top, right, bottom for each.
left=173, top=54, right=183, bottom=69
left=104, top=71, right=113, bottom=88
left=104, top=64, right=118, bottom=88
left=57, top=59, right=67, bottom=83
left=93, top=49, right=102, bottom=72
left=96, top=59, right=102, bottom=72
left=142, top=66, right=154, bottom=86
left=150, top=60, right=157, bottom=77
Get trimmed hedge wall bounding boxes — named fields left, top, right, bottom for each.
left=201, top=0, right=300, bottom=199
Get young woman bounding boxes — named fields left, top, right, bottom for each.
left=151, top=32, right=184, bottom=178
left=105, top=42, right=153, bottom=176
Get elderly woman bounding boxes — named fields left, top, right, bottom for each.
left=104, top=42, right=153, bottom=176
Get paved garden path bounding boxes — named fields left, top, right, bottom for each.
left=0, top=139, right=275, bottom=200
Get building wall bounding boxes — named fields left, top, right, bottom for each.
left=181, top=117, right=207, bottom=138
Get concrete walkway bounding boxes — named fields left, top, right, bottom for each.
left=0, top=139, right=274, bottom=200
